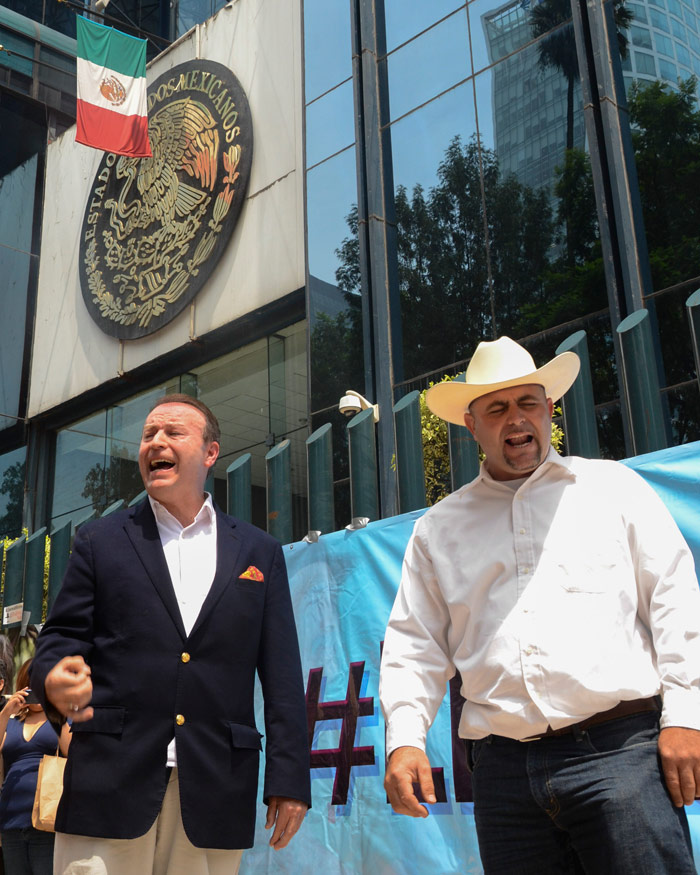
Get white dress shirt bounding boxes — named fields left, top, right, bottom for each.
left=380, top=449, right=700, bottom=753
left=149, top=494, right=217, bottom=767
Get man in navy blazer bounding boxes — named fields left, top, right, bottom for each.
left=32, top=395, right=311, bottom=874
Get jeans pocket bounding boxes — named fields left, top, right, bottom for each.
left=467, top=738, right=487, bottom=773
left=583, top=713, right=659, bottom=755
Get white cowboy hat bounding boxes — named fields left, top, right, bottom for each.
left=425, top=336, right=580, bottom=426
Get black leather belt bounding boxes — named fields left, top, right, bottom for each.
left=519, top=696, right=660, bottom=742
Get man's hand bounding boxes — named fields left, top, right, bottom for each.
left=45, top=655, right=93, bottom=722
left=658, top=726, right=700, bottom=806
left=384, top=745, right=435, bottom=817
left=265, top=796, right=308, bottom=849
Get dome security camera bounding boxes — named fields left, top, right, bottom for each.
left=337, top=390, right=380, bottom=423
left=339, top=394, right=363, bottom=417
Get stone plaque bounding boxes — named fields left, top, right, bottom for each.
left=79, top=59, right=253, bottom=339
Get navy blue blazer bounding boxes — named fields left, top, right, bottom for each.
left=31, top=500, right=311, bottom=849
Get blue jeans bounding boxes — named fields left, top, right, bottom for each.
left=1, top=827, right=55, bottom=875
left=469, top=712, right=695, bottom=874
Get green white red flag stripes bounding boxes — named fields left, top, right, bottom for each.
left=76, top=16, right=151, bottom=157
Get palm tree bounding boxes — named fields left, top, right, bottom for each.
left=531, top=0, right=632, bottom=152
left=530, top=0, right=631, bottom=266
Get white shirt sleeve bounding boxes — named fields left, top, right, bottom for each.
left=623, top=467, right=700, bottom=730
left=379, top=520, right=456, bottom=756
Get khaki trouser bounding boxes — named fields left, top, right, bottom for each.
left=53, top=769, right=243, bottom=875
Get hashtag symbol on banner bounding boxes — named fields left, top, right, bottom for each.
left=305, top=661, right=375, bottom=805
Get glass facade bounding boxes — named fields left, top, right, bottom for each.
left=305, top=0, right=361, bottom=524
left=303, top=0, right=700, bottom=499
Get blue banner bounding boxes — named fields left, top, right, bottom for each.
left=241, top=442, right=700, bottom=874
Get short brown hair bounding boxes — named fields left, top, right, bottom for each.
left=148, top=394, right=221, bottom=444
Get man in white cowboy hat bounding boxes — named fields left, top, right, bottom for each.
left=379, top=336, right=700, bottom=873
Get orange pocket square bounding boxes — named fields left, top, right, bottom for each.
left=239, top=566, right=264, bottom=582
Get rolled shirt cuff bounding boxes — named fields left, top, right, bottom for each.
left=385, top=710, right=429, bottom=759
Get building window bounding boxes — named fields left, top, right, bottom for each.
left=635, top=50, right=658, bottom=74
left=655, top=32, right=675, bottom=55
left=0, top=447, right=26, bottom=539
left=51, top=324, right=307, bottom=536
left=631, top=24, right=653, bottom=48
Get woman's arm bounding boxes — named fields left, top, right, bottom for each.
left=0, top=690, right=28, bottom=750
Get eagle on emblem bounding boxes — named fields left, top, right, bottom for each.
left=102, top=97, right=220, bottom=303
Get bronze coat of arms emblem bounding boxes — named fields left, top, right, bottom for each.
left=79, top=59, right=253, bottom=339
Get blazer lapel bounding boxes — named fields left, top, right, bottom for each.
left=123, top=499, right=187, bottom=639
left=189, top=510, right=242, bottom=640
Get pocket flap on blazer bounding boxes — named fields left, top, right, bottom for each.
left=71, top=706, right=126, bottom=735
left=229, top=722, right=263, bottom=750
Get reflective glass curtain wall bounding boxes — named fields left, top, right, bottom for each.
left=306, top=0, right=700, bottom=478
left=304, top=0, right=361, bottom=524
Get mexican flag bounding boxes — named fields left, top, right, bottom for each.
left=76, top=16, right=151, bottom=157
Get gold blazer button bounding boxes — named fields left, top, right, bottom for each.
left=181, top=652, right=191, bottom=663
left=176, top=714, right=185, bottom=726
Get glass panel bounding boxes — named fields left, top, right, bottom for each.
left=52, top=324, right=308, bottom=539
left=52, top=410, right=109, bottom=529
left=43, top=2, right=83, bottom=38
left=307, top=147, right=358, bottom=287
left=0, top=446, right=26, bottom=539
left=39, top=47, right=76, bottom=97
left=672, top=16, right=688, bottom=38
left=0, top=27, right=33, bottom=77
left=631, top=25, right=653, bottom=48
left=651, top=287, right=697, bottom=386
left=388, top=84, right=483, bottom=378
left=629, top=2, right=649, bottom=23
left=307, top=149, right=364, bottom=417
left=650, top=8, right=670, bottom=31
left=386, top=10, right=469, bottom=120
left=596, top=402, right=626, bottom=460
left=304, top=0, right=352, bottom=102
left=635, top=50, right=657, bottom=74
left=663, top=382, right=700, bottom=445
left=384, top=1, right=464, bottom=51
left=306, top=81, right=355, bottom=168
left=469, top=0, right=542, bottom=76
left=52, top=387, right=168, bottom=530
left=0, top=155, right=37, bottom=424
left=174, top=0, right=228, bottom=40
left=655, top=32, right=675, bottom=54
left=197, top=324, right=308, bottom=538
left=677, top=42, right=692, bottom=64
left=659, top=57, right=679, bottom=78
left=390, top=82, right=477, bottom=198
left=0, top=154, right=36, bottom=253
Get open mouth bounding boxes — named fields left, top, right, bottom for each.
left=505, top=435, right=533, bottom=448
left=150, top=460, right=175, bottom=471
